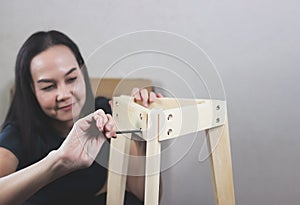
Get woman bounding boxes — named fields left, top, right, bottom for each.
left=0, top=30, right=161, bottom=205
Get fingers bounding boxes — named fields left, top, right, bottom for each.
left=93, top=109, right=116, bottom=139
left=108, top=100, right=113, bottom=108
left=156, top=93, right=164, bottom=98
left=149, top=91, right=157, bottom=103
left=131, top=88, right=141, bottom=101
left=131, top=88, right=164, bottom=107
left=131, top=88, right=151, bottom=107
left=140, top=89, right=149, bottom=107
left=93, top=109, right=107, bottom=132
left=103, top=114, right=117, bottom=138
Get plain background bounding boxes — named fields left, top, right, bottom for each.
left=1, top=0, right=299, bottom=204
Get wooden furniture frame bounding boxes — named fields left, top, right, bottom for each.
left=107, top=95, right=235, bottom=205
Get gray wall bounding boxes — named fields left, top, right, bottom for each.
left=1, top=0, right=299, bottom=204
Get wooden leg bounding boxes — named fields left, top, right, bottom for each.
left=144, top=110, right=161, bottom=205
left=206, top=116, right=235, bottom=205
left=107, top=134, right=131, bottom=205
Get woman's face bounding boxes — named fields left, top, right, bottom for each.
left=30, top=45, right=86, bottom=123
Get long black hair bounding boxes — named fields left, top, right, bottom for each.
left=2, top=30, right=94, bottom=160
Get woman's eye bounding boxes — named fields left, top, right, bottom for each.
left=41, top=85, right=55, bottom=91
left=67, top=77, right=77, bottom=83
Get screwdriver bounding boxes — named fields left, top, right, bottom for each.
left=116, top=129, right=142, bottom=134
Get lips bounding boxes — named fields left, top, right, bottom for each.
left=57, top=103, right=75, bottom=111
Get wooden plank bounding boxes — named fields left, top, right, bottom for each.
left=113, top=96, right=148, bottom=140
left=147, top=97, right=205, bottom=110
left=107, top=98, right=134, bottom=205
left=159, top=100, right=226, bottom=141
left=206, top=114, right=235, bottom=205
left=112, top=96, right=225, bottom=142
left=106, top=134, right=131, bottom=205
left=144, top=110, right=161, bottom=205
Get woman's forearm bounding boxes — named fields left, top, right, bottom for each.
left=0, top=150, right=68, bottom=205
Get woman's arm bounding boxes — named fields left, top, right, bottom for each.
left=0, top=149, right=68, bottom=205
left=0, top=110, right=116, bottom=205
left=0, top=148, right=18, bottom=177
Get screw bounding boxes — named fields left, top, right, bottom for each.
left=167, top=114, right=173, bottom=120
left=216, top=105, right=220, bottom=110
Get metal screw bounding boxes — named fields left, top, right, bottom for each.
left=216, top=105, right=220, bottom=110
left=167, top=114, right=173, bottom=120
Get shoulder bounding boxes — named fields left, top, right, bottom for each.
left=0, top=123, right=23, bottom=162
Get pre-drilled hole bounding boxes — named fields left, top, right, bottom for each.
left=167, top=114, right=173, bottom=120
left=139, top=113, right=143, bottom=120
left=167, top=129, right=173, bottom=135
left=216, top=105, right=220, bottom=110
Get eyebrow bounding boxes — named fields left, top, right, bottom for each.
left=37, top=67, right=77, bottom=83
left=65, top=67, right=77, bottom=77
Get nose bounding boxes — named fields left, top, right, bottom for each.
left=56, top=84, right=72, bottom=102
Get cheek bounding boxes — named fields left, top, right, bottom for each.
left=73, top=76, right=86, bottom=103
left=35, top=91, right=56, bottom=110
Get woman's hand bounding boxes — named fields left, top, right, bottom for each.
left=58, top=110, right=116, bottom=172
left=131, top=88, right=163, bottom=107
left=0, top=110, right=116, bottom=205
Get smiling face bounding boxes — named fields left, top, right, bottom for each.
left=30, top=45, right=86, bottom=124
